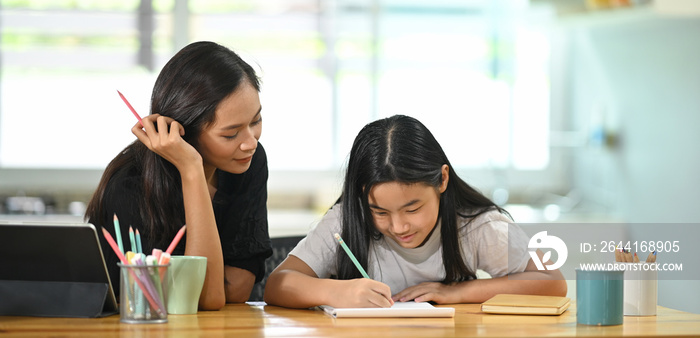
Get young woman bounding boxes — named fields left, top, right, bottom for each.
left=86, top=41, right=271, bottom=310
left=264, top=115, right=566, bottom=309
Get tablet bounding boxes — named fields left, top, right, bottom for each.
left=0, top=221, right=119, bottom=317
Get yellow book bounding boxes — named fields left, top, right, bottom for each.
left=481, top=294, right=570, bottom=315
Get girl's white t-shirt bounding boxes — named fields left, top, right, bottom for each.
left=289, top=204, right=531, bottom=294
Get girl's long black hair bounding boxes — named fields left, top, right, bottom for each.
left=336, top=114, right=509, bottom=283
left=85, top=41, right=260, bottom=249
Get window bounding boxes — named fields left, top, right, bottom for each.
left=0, top=0, right=558, bottom=192
left=0, top=0, right=176, bottom=168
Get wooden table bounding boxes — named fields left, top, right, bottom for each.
left=1, top=302, right=699, bottom=337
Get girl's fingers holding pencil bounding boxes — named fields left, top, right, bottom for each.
left=334, top=279, right=393, bottom=308
left=368, top=281, right=394, bottom=308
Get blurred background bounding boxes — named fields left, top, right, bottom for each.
left=1, top=0, right=699, bottom=312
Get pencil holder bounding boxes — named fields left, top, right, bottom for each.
left=623, top=263, right=658, bottom=316
left=118, top=263, right=169, bottom=324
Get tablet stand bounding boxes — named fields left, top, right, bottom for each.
left=0, top=280, right=117, bottom=318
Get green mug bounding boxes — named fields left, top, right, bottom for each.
left=576, top=269, right=624, bottom=325
left=166, top=256, right=207, bottom=315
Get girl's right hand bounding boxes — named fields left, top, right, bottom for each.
left=329, top=278, right=394, bottom=308
left=132, top=114, right=202, bottom=173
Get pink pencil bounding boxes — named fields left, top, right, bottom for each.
left=102, top=227, right=127, bottom=264
left=117, top=90, right=144, bottom=127
left=166, top=225, right=187, bottom=255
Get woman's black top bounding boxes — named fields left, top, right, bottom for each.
left=91, top=144, right=272, bottom=297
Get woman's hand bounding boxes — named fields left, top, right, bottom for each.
left=132, top=114, right=202, bottom=173
left=133, top=114, right=226, bottom=310
left=328, top=278, right=394, bottom=308
left=392, top=281, right=463, bottom=304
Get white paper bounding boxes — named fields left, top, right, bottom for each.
left=318, top=301, right=455, bottom=318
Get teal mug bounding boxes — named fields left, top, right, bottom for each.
left=576, top=269, right=624, bottom=325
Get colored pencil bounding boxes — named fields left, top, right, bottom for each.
left=135, top=229, right=143, bottom=254
left=113, top=214, right=125, bottom=257
left=646, top=251, right=657, bottom=263
left=117, top=90, right=144, bottom=126
left=129, top=226, right=136, bottom=253
left=143, top=255, right=165, bottom=312
left=131, top=255, right=166, bottom=313
left=165, top=225, right=187, bottom=255
left=334, top=233, right=370, bottom=279
left=102, top=227, right=127, bottom=264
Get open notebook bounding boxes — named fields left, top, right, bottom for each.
left=318, top=301, right=455, bottom=318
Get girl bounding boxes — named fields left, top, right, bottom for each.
left=86, top=41, right=271, bottom=310
left=264, top=115, right=566, bottom=308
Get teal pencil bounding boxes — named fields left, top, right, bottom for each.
left=334, top=233, right=370, bottom=279
left=135, top=229, right=143, bottom=254
left=113, top=214, right=125, bottom=255
left=128, top=226, right=136, bottom=253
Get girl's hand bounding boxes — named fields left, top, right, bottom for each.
left=392, top=281, right=464, bottom=304
left=329, top=278, right=394, bottom=308
left=132, top=114, right=202, bottom=172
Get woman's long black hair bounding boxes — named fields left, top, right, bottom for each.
left=85, top=41, right=260, bottom=249
left=336, top=115, right=509, bottom=283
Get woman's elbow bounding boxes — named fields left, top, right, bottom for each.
left=199, top=294, right=226, bottom=311
left=546, top=278, right=568, bottom=297
left=226, top=291, right=252, bottom=304
left=558, top=279, right=568, bottom=296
